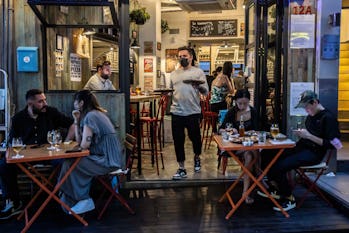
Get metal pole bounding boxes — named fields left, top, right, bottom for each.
left=119, top=0, right=130, bottom=133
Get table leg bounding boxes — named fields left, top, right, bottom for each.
left=17, top=163, right=59, bottom=221
left=224, top=149, right=289, bottom=219
left=16, top=158, right=88, bottom=233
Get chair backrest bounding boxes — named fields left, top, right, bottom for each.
left=200, top=92, right=212, bottom=114
left=155, top=94, right=169, bottom=121
left=125, top=133, right=137, bottom=169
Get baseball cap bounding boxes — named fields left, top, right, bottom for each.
left=295, top=90, right=318, bottom=108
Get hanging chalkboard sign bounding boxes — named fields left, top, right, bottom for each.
left=190, top=20, right=238, bottom=37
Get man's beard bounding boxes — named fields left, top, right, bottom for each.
left=33, top=105, right=47, bottom=114
left=101, top=74, right=109, bottom=80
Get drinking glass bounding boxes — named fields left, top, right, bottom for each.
left=47, top=130, right=56, bottom=150
left=54, top=130, right=62, bottom=151
left=135, top=86, right=141, bottom=95
left=11, top=137, right=25, bottom=158
left=270, top=123, right=279, bottom=141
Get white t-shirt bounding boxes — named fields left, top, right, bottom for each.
left=170, top=66, right=208, bottom=116
left=84, top=73, right=116, bottom=91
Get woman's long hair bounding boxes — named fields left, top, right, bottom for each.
left=222, top=61, right=233, bottom=78
left=74, top=90, right=106, bottom=116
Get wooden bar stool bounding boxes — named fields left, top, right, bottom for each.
left=200, top=93, right=218, bottom=150
left=139, top=95, right=169, bottom=175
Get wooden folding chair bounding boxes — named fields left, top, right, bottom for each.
left=295, top=149, right=335, bottom=208
left=96, top=133, right=136, bottom=220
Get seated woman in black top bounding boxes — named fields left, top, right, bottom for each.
left=219, top=89, right=258, bottom=204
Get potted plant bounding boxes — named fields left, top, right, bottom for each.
left=161, top=19, right=169, bottom=33
left=130, top=7, right=150, bottom=25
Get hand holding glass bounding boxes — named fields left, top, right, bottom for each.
left=12, top=137, right=25, bottom=158
left=270, top=124, right=279, bottom=141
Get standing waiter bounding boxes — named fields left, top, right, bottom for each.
left=169, top=46, right=208, bottom=180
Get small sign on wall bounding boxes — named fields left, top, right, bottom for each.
left=17, top=47, right=39, bottom=72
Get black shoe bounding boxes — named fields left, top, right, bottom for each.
left=256, top=188, right=281, bottom=200
left=273, top=196, right=296, bottom=212
left=0, top=199, right=23, bottom=220
left=194, top=157, right=201, bottom=173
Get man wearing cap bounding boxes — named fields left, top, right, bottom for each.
left=258, top=90, right=341, bottom=212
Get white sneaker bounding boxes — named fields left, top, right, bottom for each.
left=69, top=198, right=95, bottom=215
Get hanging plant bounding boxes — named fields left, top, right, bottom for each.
left=130, top=7, right=150, bottom=25
left=161, top=19, right=169, bottom=34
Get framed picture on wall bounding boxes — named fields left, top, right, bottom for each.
left=144, top=41, right=153, bottom=55
left=144, top=57, right=153, bottom=73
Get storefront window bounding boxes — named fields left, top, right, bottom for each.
left=27, top=1, right=119, bottom=91
left=46, top=28, right=119, bottom=91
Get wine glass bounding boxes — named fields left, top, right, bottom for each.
left=270, top=123, right=280, bottom=141
left=11, top=137, right=25, bottom=159
left=47, top=131, right=56, bottom=150
left=54, top=130, right=62, bottom=151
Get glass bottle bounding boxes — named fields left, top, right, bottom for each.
left=239, top=115, right=245, bottom=137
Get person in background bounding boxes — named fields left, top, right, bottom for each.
left=233, top=70, right=247, bottom=91
left=0, top=89, right=75, bottom=220
left=219, top=89, right=258, bottom=204
left=84, top=61, right=116, bottom=91
left=170, top=46, right=209, bottom=180
left=59, top=90, right=125, bottom=214
left=206, top=75, right=214, bottom=91
left=258, top=90, right=341, bottom=212
left=209, top=61, right=235, bottom=132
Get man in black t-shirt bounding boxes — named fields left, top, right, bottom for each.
left=0, top=89, right=74, bottom=220
left=258, top=90, right=341, bottom=212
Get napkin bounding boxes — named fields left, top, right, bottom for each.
left=269, top=139, right=295, bottom=145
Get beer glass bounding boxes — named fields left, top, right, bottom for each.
left=12, top=137, right=25, bottom=158
left=270, top=123, right=279, bottom=141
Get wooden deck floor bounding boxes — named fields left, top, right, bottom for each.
left=2, top=184, right=349, bottom=233
left=2, top=136, right=349, bottom=232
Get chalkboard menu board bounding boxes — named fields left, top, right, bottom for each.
left=190, top=20, right=238, bottom=37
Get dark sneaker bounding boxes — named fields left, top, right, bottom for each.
left=257, top=188, right=281, bottom=200
left=0, top=200, right=22, bottom=220
left=273, top=196, right=296, bottom=212
left=194, top=157, right=201, bottom=173
left=173, top=168, right=187, bottom=180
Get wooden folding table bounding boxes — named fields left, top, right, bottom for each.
left=213, top=135, right=295, bottom=219
left=6, top=144, right=89, bottom=233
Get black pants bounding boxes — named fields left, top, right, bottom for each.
left=171, top=114, right=202, bottom=163
left=267, top=146, right=324, bottom=197
left=0, top=156, right=19, bottom=203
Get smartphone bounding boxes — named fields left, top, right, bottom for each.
left=65, top=148, right=82, bottom=153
